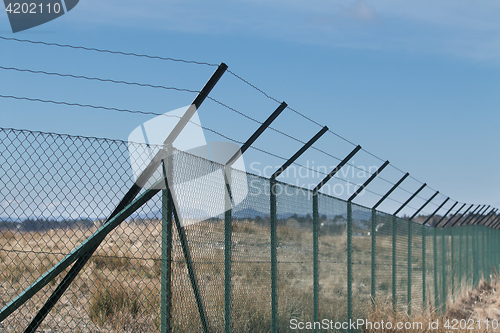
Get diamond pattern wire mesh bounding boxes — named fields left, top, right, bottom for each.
left=1, top=127, right=499, bottom=332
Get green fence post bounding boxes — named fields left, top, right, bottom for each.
left=473, top=227, right=478, bottom=287
left=313, top=193, right=319, bottom=333
left=347, top=201, right=353, bottom=331
left=270, top=178, right=278, bottom=333
left=441, top=232, right=446, bottom=312
left=161, top=185, right=173, bottom=333
left=482, top=227, right=486, bottom=281
left=392, top=215, right=397, bottom=313
left=433, top=228, right=438, bottom=311
left=459, top=227, right=462, bottom=292
left=459, top=226, right=470, bottom=285
left=422, top=227, right=426, bottom=310
left=407, top=220, right=412, bottom=316
left=451, top=228, right=454, bottom=297
left=224, top=167, right=232, bottom=333
left=371, top=209, right=376, bottom=307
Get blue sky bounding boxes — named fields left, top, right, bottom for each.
left=1, top=0, right=499, bottom=218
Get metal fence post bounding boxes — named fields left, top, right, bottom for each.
left=313, top=192, right=319, bottom=333
left=422, top=226, right=426, bottom=310
left=451, top=227, right=454, bottom=297
left=466, top=226, right=470, bottom=285
left=407, top=220, right=412, bottom=316
left=433, top=228, right=438, bottom=311
left=441, top=232, right=446, bottom=312
left=224, top=167, right=232, bottom=333
left=392, top=215, right=397, bottom=313
left=161, top=159, right=173, bottom=333
left=270, top=178, right=278, bottom=333
left=459, top=227, right=463, bottom=292
left=347, top=201, right=353, bottom=331
left=371, top=209, right=376, bottom=307
left=482, top=227, right=486, bottom=281
left=473, top=227, right=478, bottom=287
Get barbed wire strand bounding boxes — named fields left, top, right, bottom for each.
left=0, top=95, right=427, bottom=215
left=0, top=36, right=458, bottom=198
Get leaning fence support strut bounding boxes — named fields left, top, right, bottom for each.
left=223, top=102, right=286, bottom=333
left=12, top=62, right=229, bottom=333
left=269, top=126, right=328, bottom=333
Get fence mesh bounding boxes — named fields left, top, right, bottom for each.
left=1, top=127, right=499, bottom=332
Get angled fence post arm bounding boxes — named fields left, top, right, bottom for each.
left=393, top=183, right=427, bottom=217
left=372, top=173, right=409, bottom=210
left=483, top=209, right=498, bottom=227
left=459, top=205, right=481, bottom=226
left=476, top=207, right=494, bottom=226
left=438, top=202, right=463, bottom=227
left=269, top=126, right=328, bottom=333
left=474, top=206, right=493, bottom=226
left=491, top=215, right=500, bottom=229
left=463, top=205, right=486, bottom=226
left=409, top=190, right=439, bottom=221
left=347, top=160, right=389, bottom=203
left=224, top=102, right=286, bottom=333
left=449, top=204, right=474, bottom=227
left=484, top=211, right=500, bottom=228
left=19, top=63, right=228, bottom=332
left=471, top=205, right=489, bottom=225
left=314, top=145, right=362, bottom=193
left=423, top=197, right=449, bottom=226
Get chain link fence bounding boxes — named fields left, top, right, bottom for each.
left=1, top=127, right=499, bottom=332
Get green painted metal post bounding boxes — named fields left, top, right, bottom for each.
left=407, top=220, right=412, bottom=316
left=451, top=228, right=454, bottom=297
left=482, top=227, right=486, bottom=281
left=161, top=181, right=173, bottom=332
left=422, top=227, right=426, bottom=310
left=433, top=228, right=438, bottom=311
left=459, top=227, right=462, bottom=291
left=473, top=227, right=478, bottom=287
left=392, top=215, right=397, bottom=313
left=466, top=226, right=470, bottom=285
left=347, top=202, right=353, bottom=331
left=371, top=209, right=376, bottom=306
left=441, top=232, right=446, bottom=312
left=313, top=192, right=319, bottom=333
left=161, top=154, right=173, bottom=333
left=224, top=168, right=232, bottom=333
left=270, top=178, right=278, bottom=333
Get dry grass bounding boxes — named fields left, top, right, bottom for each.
left=363, top=276, right=500, bottom=333
left=0, top=220, right=488, bottom=332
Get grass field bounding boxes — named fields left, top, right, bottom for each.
left=0, top=218, right=478, bottom=332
